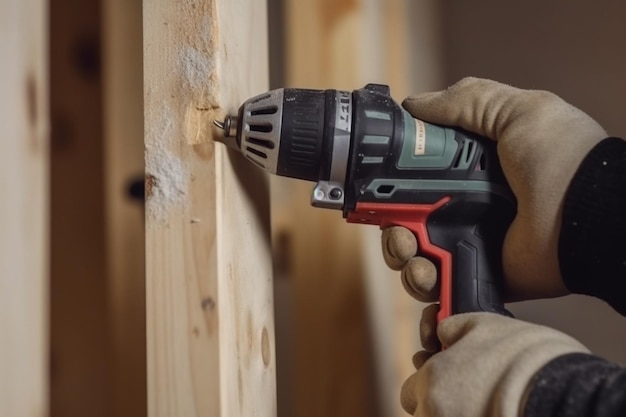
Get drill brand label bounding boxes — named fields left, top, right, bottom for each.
left=414, top=119, right=426, bottom=155
left=336, top=90, right=351, bottom=132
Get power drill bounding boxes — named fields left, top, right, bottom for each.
left=213, top=83, right=516, bottom=322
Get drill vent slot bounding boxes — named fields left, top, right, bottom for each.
left=247, top=137, right=275, bottom=149
left=239, top=88, right=284, bottom=175
left=453, top=139, right=478, bottom=170
left=250, top=106, right=278, bottom=116
left=249, top=124, right=273, bottom=133
left=476, top=152, right=487, bottom=171
left=246, top=146, right=268, bottom=160
left=376, top=184, right=395, bottom=195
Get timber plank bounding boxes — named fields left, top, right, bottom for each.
left=0, top=0, right=48, bottom=416
left=143, top=1, right=276, bottom=416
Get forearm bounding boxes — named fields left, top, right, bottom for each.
left=524, top=353, right=626, bottom=417
left=559, top=137, right=626, bottom=315
left=523, top=138, right=626, bottom=417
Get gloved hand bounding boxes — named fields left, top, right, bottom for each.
left=401, top=312, right=589, bottom=417
left=391, top=77, right=608, bottom=300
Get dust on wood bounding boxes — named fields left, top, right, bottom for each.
left=145, top=0, right=222, bottom=221
left=145, top=105, right=191, bottom=222
left=177, top=0, right=222, bottom=146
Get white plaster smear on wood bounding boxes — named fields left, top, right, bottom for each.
left=145, top=2, right=219, bottom=222
left=145, top=105, right=191, bottom=222
left=180, top=45, right=216, bottom=93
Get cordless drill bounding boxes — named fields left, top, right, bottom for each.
left=213, top=84, right=516, bottom=322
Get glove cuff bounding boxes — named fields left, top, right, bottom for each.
left=522, top=353, right=626, bottom=417
left=559, top=137, right=626, bottom=315
left=496, top=328, right=589, bottom=417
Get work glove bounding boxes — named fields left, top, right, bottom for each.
left=401, top=312, right=589, bottom=417
left=385, top=77, right=608, bottom=301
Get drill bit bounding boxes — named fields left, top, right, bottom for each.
left=212, top=115, right=239, bottom=150
left=212, top=119, right=226, bottom=131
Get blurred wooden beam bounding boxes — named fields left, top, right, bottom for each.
left=275, top=1, right=444, bottom=416
left=279, top=2, right=378, bottom=417
left=143, top=0, right=276, bottom=416
left=103, top=0, right=146, bottom=415
left=49, top=0, right=111, bottom=415
left=0, top=0, right=49, bottom=415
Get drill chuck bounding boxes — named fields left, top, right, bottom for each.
left=217, top=86, right=355, bottom=209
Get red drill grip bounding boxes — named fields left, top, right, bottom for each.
left=346, top=197, right=453, bottom=323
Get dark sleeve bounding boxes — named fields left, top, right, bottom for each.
left=527, top=139, right=626, bottom=417
left=524, top=353, right=626, bottom=417
left=558, top=137, right=626, bottom=316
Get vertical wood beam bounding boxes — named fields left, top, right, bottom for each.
left=49, top=0, right=110, bottom=414
left=103, top=0, right=146, bottom=415
left=143, top=1, right=276, bottom=416
left=280, top=2, right=378, bottom=417
left=360, top=2, right=444, bottom=416
left=0, top=0, right=48, bottom=416
left=278, top=1, right=444, bottom=416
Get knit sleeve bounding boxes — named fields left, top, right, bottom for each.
left=558, top=137, right=626, bottom=315
left=524, top=353, right=626, bottom=417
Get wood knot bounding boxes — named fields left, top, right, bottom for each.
left=261, top=327, right=271, bottom=367
left=145, top=174, right=157, bottom=199
left=201, top=297, right=216, bottom=311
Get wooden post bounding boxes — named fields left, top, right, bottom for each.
left=49, top=0, right=111, bottom=414
left=278, top=2, right=377, bottom=416
left=143, top=1, right=276, bottom=416
left=0, top=0, right=48, bottom=416
left=103, top=0, right=146, bottom=415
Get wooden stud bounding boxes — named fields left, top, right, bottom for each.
left=143, top=1, right=276, bottom=416
left=0, top=0, right=48, bottom=416
left=279, top=1, right=377, bottom=416
left=49, top=0, right=111, bottom=414
left=275, top=1, right=443, bottom=416
left=103, top=0, right=147, bottom=415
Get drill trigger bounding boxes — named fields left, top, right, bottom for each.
left=346, top=197, right=453, bottom=323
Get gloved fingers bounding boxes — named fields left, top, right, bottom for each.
left=402, top=77, right=525, bottom=141
left=403, top=313, right=590, bottom=417
left=412, top=350, right=435, bottom=370
left=438, top=312, right=591, bottom=353
left=400, top=372, right=419, bottom=415
left=400, top=352, right=435, bottom=415
left=437, top=312, right=523, bottom=348
left=420, top=303, right=441, bottom=352
left=436, top=312, right=483, bottom=348
left=401, top=256, right=438, bottom=302
left=381, top=226, right=418, bottom=270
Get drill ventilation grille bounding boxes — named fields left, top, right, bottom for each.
left=452, top=138, right=486, bottom=171
left=240, top=89, right=284, bottom=173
